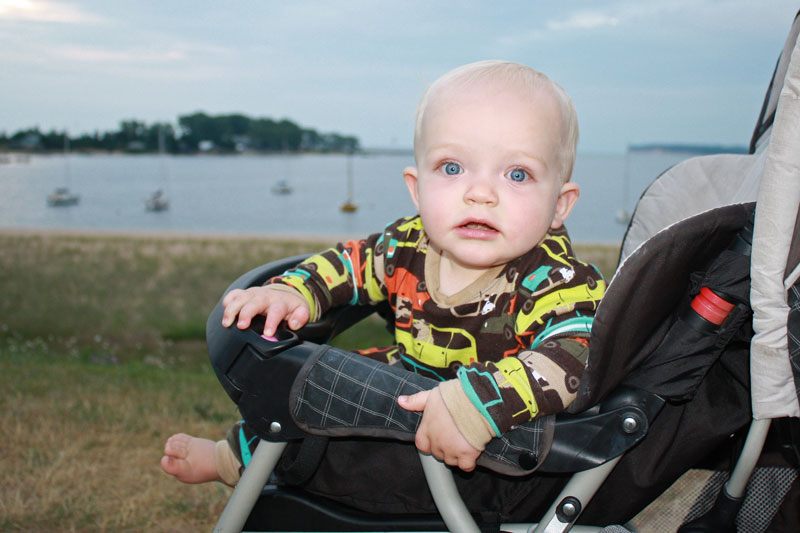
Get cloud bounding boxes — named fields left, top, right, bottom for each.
left=54, top=45, right=184, bottom=64
left=51, top=41, right=235, bottom=66
left=496, top=0, right=794, bottom=50
left=0, top=0, right=105, bottom=24
left=496, top=4, right=629, bottom=48
left=546, top=11, right=620, bottom=32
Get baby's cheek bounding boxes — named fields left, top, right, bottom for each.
left=417, top=205, right=448, bottom=241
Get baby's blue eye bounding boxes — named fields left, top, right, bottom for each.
left=507, top=168, right=528, bottom=182
left=443, top=163, right=462, bottom=175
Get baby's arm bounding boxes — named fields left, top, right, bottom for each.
left=399, top=338, right=593, bottom=471
left=221, top=286, right=310, bottom=337
left=398, top=385, right=483, bottom=472
left=221, top=229, right=391, bottom=336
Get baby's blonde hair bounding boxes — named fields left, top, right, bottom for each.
left=413, top=60, right=579, bottom=183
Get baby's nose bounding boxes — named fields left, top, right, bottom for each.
left=464, top=176, right=498, bottom=205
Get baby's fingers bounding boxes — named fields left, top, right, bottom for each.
left=222, top=288, right=245, bottom=308
left=286, top=306, right=310, bottom=331
left=261, top=301, right=291, bottom=337
left=458, top=456, right=477, bottom=472
left=221, top=285, right=310, bottom=335
left=414, top=431, right=432, bottom=456
left=221, top=289, right=247, bottom=327
left=262, top=299, right=309, bottom=337
left=398, top=390, right=429, bottom=412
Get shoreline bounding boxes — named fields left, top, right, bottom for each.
left=0, top=226, right=353, bottom=244
left=0, top=225, right=622, bottom=247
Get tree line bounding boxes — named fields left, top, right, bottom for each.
left=0, top=112, right=360, bottom=154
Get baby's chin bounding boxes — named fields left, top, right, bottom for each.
left=443, top=250, right=514, bottom=271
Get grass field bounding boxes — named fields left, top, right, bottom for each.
left=0, top=231, right=619, bottom=531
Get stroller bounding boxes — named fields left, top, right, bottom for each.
left=204, top=11, right=800, bottom=532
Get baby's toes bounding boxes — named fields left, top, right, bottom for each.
left=164, top=433, right=192, bottom=458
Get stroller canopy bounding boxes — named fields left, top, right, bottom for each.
left=618, top=11, right=800, bottom=420
left=751, top=12, right=800, bottom=419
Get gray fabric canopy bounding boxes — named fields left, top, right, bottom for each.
left=618, top=16, right=800, bottom=419
left=751, top=23, right=800, bottom=419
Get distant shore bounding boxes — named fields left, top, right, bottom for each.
left=0, top=226, right=622, bottom=248
left=627, top=143, right=748, bottom=155
left=0, top=225, right=351, bottom=244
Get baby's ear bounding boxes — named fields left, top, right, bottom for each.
left=551, top=182, right=580, bottom=229
left=403, top=167, right=420, bottom=210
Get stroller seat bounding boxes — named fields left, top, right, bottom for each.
left=207, top=202, right=755, bottom=532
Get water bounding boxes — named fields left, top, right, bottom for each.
left=0, top=150, right=692, bottom=244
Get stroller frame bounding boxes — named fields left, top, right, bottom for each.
left=215, top=441, right=627, bottom=533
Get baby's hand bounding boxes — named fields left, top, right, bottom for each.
left=221, top=286, right=310, bottom=337
left=398, top=387, right=481, bottom=472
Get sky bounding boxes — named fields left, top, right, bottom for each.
left=1, top=0, right=798, bottom=154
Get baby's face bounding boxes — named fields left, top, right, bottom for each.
left=404, top=81, right=578, bottom=272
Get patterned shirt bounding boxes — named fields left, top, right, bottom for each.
left=270, top=216, right=606, bottom=436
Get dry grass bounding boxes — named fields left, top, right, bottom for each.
left=1, top=346, right=234, bottom=531
left=0, top=231, right=619, bottom=531
left=0, top=232, right=331, bottom=350
left=0, top=232, right=331, bottom=531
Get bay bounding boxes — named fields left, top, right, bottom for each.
left=0, top=150, right=692, bottom=244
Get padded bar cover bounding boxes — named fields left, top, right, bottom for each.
left=289, top=347, right=554, bottom=476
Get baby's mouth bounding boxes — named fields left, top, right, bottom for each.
left=461, top=222, right=497, bottom=231
left=459, top=220, right=498, bottom=232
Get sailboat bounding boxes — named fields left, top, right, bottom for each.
left=145, top=188, right=169, bottom=211
left=47, top=135, right=80, bottom=207
left=271, top=180, right=293, bottom=195
left=339, top=152, right=358, bottom=212
left=146, top=126, right=170, bottom=212
left=47, top=187, right=80, bottom=207
left=271, top=142, right=294, bottom=195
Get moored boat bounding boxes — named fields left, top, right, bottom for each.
left=271, top=180, right=293, bottom=195
left=47, top=187, right=80, bottom=207
left=145, top=189, right=169, bottom=211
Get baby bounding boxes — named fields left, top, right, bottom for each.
left=162, top=60, right=605, bottom=486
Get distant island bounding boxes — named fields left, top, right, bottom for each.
left=628, top=143, right=748, bottom=155
left=0, top=112, right=359, bottom=155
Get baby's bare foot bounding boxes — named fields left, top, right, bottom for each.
left=160, top=433, right=223, bottom=485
